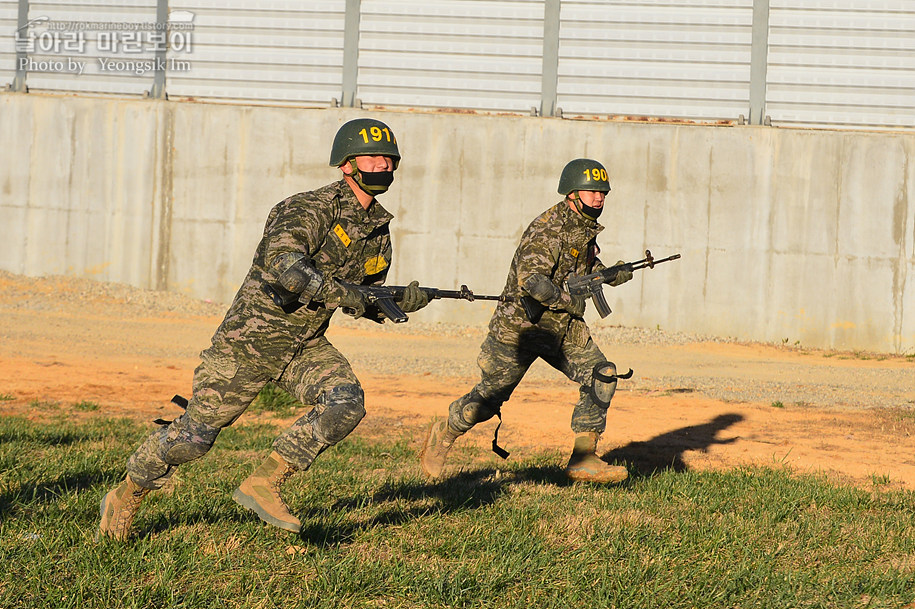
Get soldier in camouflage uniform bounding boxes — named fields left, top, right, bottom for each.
left=99, top=118, right=430, bottom=540
left=420, top=158, right=633, bottom=483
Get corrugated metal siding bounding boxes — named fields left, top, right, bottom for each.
left=166, top=0, right=345, bottom=105
left=4, top=1, right=913, bottom=131
left=25, top=0, right=157, bottom=96
left=0, top=0, right=17, bottom=88
left=556, top=0, right=754, bottom=121
left=767, top=0, right=915, bottom=128
left=357, top=0, right=544, bottom=112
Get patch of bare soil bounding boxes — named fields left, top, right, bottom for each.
left=2, top=271, right=914, bottom=490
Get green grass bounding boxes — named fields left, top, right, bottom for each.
left=73, top=400, right=100, bottom=412
left=248, top=382, right=299, bottom=417
left=2, top=415, right=914, bottom=609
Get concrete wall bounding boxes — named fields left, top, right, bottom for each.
left=1, top=92, right=913, bottom=353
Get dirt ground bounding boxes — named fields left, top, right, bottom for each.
left=2, top=272, right=914, bottom=490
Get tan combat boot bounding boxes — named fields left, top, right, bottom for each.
left=98, top=475, right=151, bottom=541
left=565, top=432, right=628, bottom=483
left=232, top=451, right=301, bottom=532
left=419, top=419, right=463, bottom=479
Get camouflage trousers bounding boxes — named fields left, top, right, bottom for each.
left=448, top=329, right=615, bottom=436
left=127, top=335, right=364, bottom=489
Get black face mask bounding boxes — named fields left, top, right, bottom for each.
left=580, top=203, right=603, bottom=220
left=356, top=170, right=394, bottom=195
left=348, top=159, right=395, bottom=196
left=361, top=170, right=394, bottom=188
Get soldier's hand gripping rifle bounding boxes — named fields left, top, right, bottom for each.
left=521, top=250, right=681, bottom=324
left=342, top=283, right=508, bottom=323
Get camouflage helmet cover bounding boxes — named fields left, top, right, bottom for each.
left=558, top=158, right=611, bottom=195
left=329, top=118, right=401, bottom=168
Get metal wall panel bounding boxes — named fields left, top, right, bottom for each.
left=166, top=0, right=345, bottom=105
left=0, top=0, right=17, bottom=89
left=24, top=0, right=157, bottom=96
left=5, top=1, right=914, bottom=131
left=556, top=0, right=754, bottom=121
left=357, top=0, right=544, bottom=112
left=767, top=0, right=915, bottom=128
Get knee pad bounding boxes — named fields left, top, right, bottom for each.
left=448, top=389, right=501, bottom=433
left=590, top=362, right=619, bottom=408
left=156, top=413, right=221, bottom=465
left=312, top=383, right=365, bottom=445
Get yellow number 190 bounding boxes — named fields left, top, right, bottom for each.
left=582, top=168, right=608, bottom=182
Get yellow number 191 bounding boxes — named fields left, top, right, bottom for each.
left=358, top=127, right=395, bottom=144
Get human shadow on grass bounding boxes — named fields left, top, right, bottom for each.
left=0, top=470, right=112, bottom=518
left=601, top=412, right=744, bottom=478
left=0, top=427, right=114, bottom=447
left=297, top=464, right=569, bottom=546
left=264, top=411, right=741, bottom=544
left=144, top=502, right=254, bottom=535
left=128, top=412, right=742, bottom=543
left=137, top=469, right=522, bottom=544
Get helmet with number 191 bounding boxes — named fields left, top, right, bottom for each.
left=329, top=118, right=401, bottom=168
left=558, top=158, right=611, bottom=196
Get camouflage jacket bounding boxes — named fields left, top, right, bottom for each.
left=488, top=200, right=608, bottom=346
left=210, top=179, right=393, bottom=372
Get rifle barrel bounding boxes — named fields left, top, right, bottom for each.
left=654, top=254, right=681, bottom=264
left=471, top=295, right=506, bottom=301
left=626, top=253, right=680, bottom=272
left=425, top=288, right=505, bottom=302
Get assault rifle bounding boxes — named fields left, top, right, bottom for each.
left=264, top=281, right=507, bottom=323
left=521, top=250, right=681, bottom=324
left=341, top=283, right=507, bottom=323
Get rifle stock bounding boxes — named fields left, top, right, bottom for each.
left=262, top=283, right=306, bottom=314
left=520, top=294, right=545, bottom=324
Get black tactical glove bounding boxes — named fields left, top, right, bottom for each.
left=321, top=280, right=367, bottom=318
left=397, top=280, right=429, bottom=313
left=606, top=260, right=633, bottom=286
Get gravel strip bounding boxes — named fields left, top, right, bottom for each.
left=3, top=272, right=912, bottom=411
left=0, top=271, right=228, bottom=318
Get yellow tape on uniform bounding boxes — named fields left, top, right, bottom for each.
left=364, top=255, right=389, bottom=275
left=333, top=224, right=351, bottom=247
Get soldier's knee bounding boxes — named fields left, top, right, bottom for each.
left=589, top=361, right=618, bottom=408
left=313, top=383, right=365, bottom=445
left=156, top=413, right=221, bottom=465
left=448, top=389, right=501, bottom=433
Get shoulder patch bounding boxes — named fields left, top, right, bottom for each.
left=364, top=255, right=389, bottom=275
left=333, top=224, right=351, bottom=247
left=570, top=248, right=580, bottom=258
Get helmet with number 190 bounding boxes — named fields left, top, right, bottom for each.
left=558, top=158, right=611, bottom=196
left=329, top=118, right=401, bottom=168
